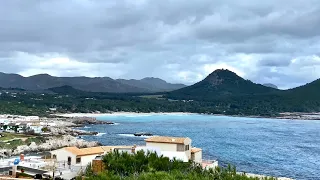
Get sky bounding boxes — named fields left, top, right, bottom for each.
left=1, top=0, right=320, bottom=89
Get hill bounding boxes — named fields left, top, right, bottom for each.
left=166, top=69, right=279, bottom=100
left=0, top=72, right=185, bottom=93
left=117, top=77, right=186, bottom=92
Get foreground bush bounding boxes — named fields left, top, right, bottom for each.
left=79, top=150, right=276, bottom=180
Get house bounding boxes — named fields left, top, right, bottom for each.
left=6, top=123, right=18, bottom=133
left=144, top=136, right=202, bottom=163
left=51, top=147, right=106, bottom=166
left=51, top=136, right=213, bottom=169
left=27, top=124, right=43, bottom=134
left=50, top=145, right=136, bottom=167
left=16, top=123, right=28, bottom=133
left=190, top=148, right=202, bottom=163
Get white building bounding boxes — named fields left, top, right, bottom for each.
left=144, top=136, right=202, bottom=163
left=27, top=125, right=43, bottom=134
left=50, top=146, right=133, bottom=167
left=51, top=136, right=215, bottom=169
left=51, top=147, right=105, bottom=166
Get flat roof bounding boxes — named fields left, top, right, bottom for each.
left=145, top=136, right=189, bottom=144
left=101, top=146, right=133, bottom=152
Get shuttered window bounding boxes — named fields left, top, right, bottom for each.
left=177, top=144, right=184, bottom=151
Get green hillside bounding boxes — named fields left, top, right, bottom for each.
left=166, top=69, right=279, bottom=101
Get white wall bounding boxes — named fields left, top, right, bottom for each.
left=184, top=138, right=192, bottom=160
left=192, top=151, right=202, bottom=163
left=146, top=142, right=177, bottom=151
left=78, top=154, right=100, bottom=166
left=51, top=149, right=76, bottom=165
left=161, top=151, right=189, bottom=162
left=51, top=149, right=102, bottom=166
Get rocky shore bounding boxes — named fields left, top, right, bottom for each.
left=69, top=117, right=114, bottom=125
left=48, top=127, right=98, bottom=136
left=39, top=116, right=115, bottom=136
left=0, top=135, right=99, bottom=157
left=276, top=112, right=320, bottom=120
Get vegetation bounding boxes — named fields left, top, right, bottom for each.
left=0, top=132, right=34, bottom=141
left=79, top=150, right=276, bottom=180
left=0, top=69, right=320, bottom=117
left=0, top=134, right=45, bottom=149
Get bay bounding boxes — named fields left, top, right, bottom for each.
left=80, top=114, right=320, bottom=180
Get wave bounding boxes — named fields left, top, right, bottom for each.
left=83, top=126, right=90, bottom=129
left=110, top=123, right=120, bottom=125
left=123, top=115, right=152, bottom=118
left=118, top=134, right=153, bottom=138
left=95, top=133, right=106, bottom=136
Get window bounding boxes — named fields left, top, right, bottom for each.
left=191, top=153, right=195, bottom=160
left=67, top=157, right=72, bottom=165
left=76, top=157, right=81, bottom=164
left=177, top=144, right=184, bottom=151
left=52, top=154, right=57, bottom=159
left=185, top=145, right=190, bottom=151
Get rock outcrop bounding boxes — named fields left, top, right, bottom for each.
left=0, top=135, right=99, bottom=157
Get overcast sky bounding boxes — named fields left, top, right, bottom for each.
left=1, top=0, right=320, bottom=89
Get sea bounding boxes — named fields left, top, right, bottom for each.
left=79, top=114, right=320, bottom=180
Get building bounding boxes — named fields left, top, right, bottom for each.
left=51, top=136, right=214, bottom=168
left=145, top=136, right=193, bottom=162
left=191, top=148, right=202, bottom=163
left=50, top=147, right=105, bottom=166
left=27, top=124, right=43, bottom=134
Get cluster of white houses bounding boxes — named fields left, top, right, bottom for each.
left=0, top=115, right=58, bottom=134
left=51, top=136, right=218, bottom=170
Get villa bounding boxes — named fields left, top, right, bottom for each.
left=50, top=146, right=105, bottom=166
left=50, top=136, right=216, bottom=169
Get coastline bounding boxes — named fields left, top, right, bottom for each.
left=54, top=111, right=320, bottom=121
left=55, top=112, right=196, bottom=117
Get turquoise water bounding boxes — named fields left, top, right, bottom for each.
left=80, top=114, right=320, bottom=180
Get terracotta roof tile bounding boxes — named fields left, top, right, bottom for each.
left=64, top=146, right=104, bottom=156
left=145, top=136, right=188, bottom=144
left=191, top=148, right=202, bottom=153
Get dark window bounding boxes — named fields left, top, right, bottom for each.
left=67, top=157, right=72, bottom=165
left=53, top=154, right=57, bottom=159
left=185, top=145, right=190, bottom=151
left=177, top=144, right=184, bottom=151
left=76, top=157, right=81, bottom=164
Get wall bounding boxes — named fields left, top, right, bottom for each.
left=184, top=138, right=192, bottom=160
left=192, top=151, right=202, bottom=163
left=51, top=149, right=76, bottom=165
left=146, top=142, right=177, bottom=151
left=77, top=154, right=101, bottom=166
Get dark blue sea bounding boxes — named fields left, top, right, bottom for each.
left=80, top=114, right=320, bottom=180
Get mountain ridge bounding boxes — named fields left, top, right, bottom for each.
left=0, top=72, right=186, bottom=93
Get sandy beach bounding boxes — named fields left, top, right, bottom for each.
left=55, top=112, right=196, bottom=117
left=54, top=111, right=320, bottom=121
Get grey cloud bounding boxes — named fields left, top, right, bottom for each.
left=258, top=55, right=292, bottom=67
left=0, top=0, right=320, bottom=89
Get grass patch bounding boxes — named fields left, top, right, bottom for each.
left=0, top=133, right=45, bottom=150
left=0, top=139, right=24, bottom=149
left=0, top=132, right=34, bottom=141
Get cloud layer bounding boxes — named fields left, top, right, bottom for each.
left=1, top=0, right=320, bottom=89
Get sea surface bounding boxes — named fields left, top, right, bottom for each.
left=80, top=114, right=320, bottom=180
